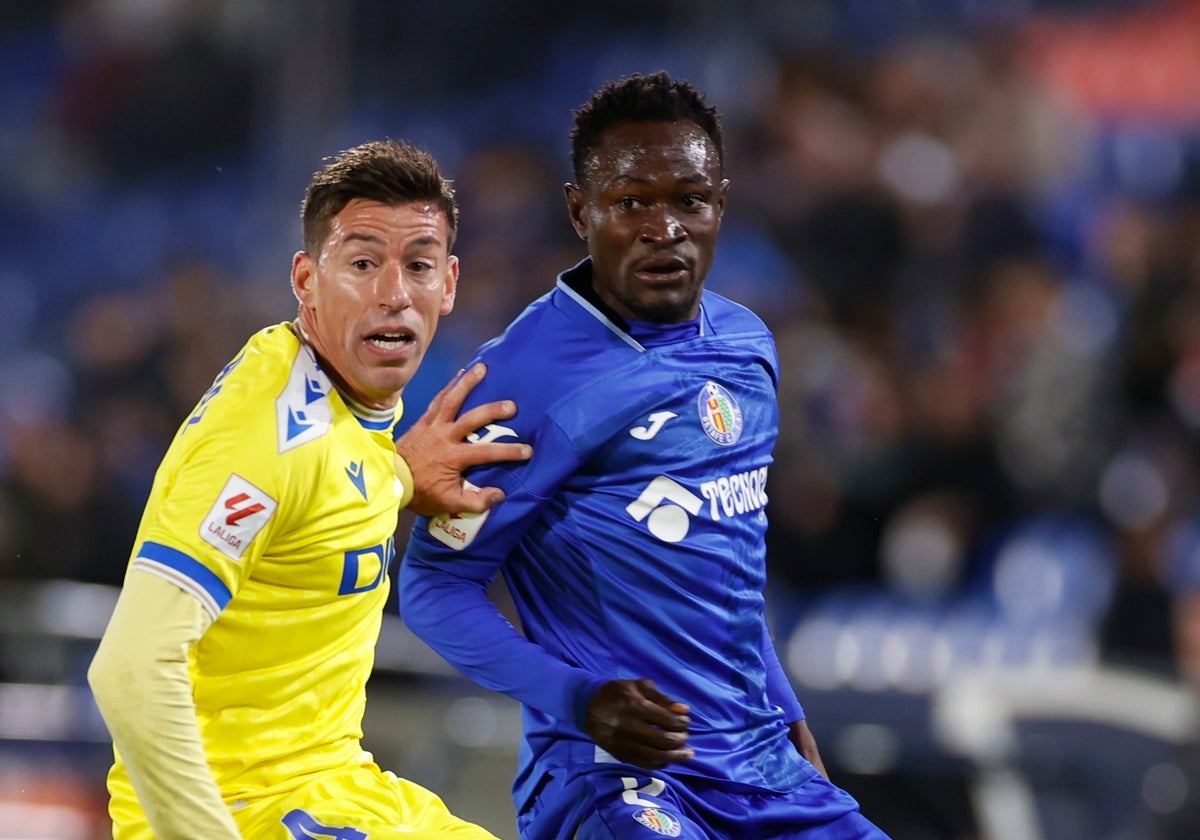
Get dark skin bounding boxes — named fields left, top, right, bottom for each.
left=566, top=119, right=829, bottom=777
left=566, top=120, right=726, bottom=324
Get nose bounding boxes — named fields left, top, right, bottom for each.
left=640, top=205, right=685, bottom=244
left=378, top=264, right=412, bottom=310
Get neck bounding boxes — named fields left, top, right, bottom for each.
left=291, top=319, right=398, bottom=416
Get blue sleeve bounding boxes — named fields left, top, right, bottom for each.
left=762, top=618, right=804, bottom=722
left=398, top=418, right=611, bottom=729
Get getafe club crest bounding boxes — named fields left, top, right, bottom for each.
left=633, top=807, right=682, bottom=836
left=697, top=381, right=742, bottom=446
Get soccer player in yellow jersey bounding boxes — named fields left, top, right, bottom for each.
left=87, top=140, right=530, bottom=839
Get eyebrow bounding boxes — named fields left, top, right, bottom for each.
left=405, top=235, right=445, bottom=249
left=606, top=174, right=713, bottom=188
left=342, top=232, right=445, bottom=249
left=344, top=232, right=386, bottom=247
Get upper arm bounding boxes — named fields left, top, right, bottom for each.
left=88, top=571, right=213, bottom=702
left=406, top=413, right=579, bottom=575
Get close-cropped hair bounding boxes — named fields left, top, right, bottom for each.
left=569, top=71, right=725, bottom=185
left=301, top=139, right=459, bottom=255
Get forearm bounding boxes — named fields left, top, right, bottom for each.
left=88, top=572, right=242, bottom=839
left=789, top=719, right=828, bottom=779
left=399, top=559, right=608, bottom=727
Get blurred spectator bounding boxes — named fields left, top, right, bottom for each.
left=52, top=0, right=257, bottom=182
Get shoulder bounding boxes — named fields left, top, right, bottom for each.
left=175, top=323, right=307, bottom=449
left=702, top=290, right=772, bottom=336
left=469, top=290, right=607, bottom=404
left=700, top=291, right=780, bottom=387
left=204, top=323, right=300, bottom=400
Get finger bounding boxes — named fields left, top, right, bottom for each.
left=622, top=743, right=695, bottom=770
left=421, top=367, right=466, bottom=418
left=655, top=747, right=696, bottom=767
left=456, top=442, right=531, bottom=467
left=629, top=698, right=690, bottom=733
left=442, top=486, right=508, bottom=513
left=436, top=363, right=487, bottom=419
left=625, top=719, right=690, bottom=749
left=633, top=679, right=689, bottom=717
left=453, top=398, right=518, bottom=434
left=632, top=705, right=690, bottom=734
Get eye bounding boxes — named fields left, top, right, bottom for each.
left=408, top=260, right=435, bottom=273
left=618, top=196, right=645, bottom=211
left=681, top=195, right=707, bottom=210
left=352, top=259, right=375, bottom=271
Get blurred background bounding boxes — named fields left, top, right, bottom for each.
left=3, top=0, right=1200, bottom=837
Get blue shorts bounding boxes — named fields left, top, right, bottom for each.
left=516, top=765, right=891, bottom=840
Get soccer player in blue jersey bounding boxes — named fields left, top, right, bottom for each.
left=87, top=140, right=530, bottom=839
left=399, top=73, right=891, bottom=839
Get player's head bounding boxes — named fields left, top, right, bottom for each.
left=565, top=72, right=728, bottom=324
left=300, top=139, right=459, bottom=256
left=569, top=72, right=724, bottom=187
left=291, top=140, right=459, bottom=411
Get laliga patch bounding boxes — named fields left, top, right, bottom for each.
left=201, top=474, right=277, bottom=560
left=696, top=381, right=743, bottom=446
left=428, top=481, right=490, bottom=550
left=633, top=807, right=682, bottom=837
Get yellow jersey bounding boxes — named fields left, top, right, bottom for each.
left=107, top=321, right=408, bottom=816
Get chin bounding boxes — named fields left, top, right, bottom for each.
left=634, top=299, right=697, bottom=324
left=364, top=371, right=413, bottom=407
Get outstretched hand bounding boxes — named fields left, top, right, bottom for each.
left=396, top=363, right=531, bottom=517
left=584, top=678, right=694, bottom=770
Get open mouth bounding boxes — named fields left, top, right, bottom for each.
left=366, top=329, right=415, bottom=350
left=638, top=257, right=688, bottom=278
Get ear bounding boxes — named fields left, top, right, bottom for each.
left=564, top=182, right=588, bottom=240
left=440, top=255, right=459, bottom=316
left=291, top=251, right=316, bottom=306
left=716, top=178, right=730, bottom=224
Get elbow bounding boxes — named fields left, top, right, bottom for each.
left=87, top=640, right=130, bottom=727
left=87, top=641, right=114, bottom=707
left=397, top=560, right=477, bottom=642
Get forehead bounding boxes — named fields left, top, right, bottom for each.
left=328, top=198, right=448, bottom=245
left=584, top=120, right=719, bottom=187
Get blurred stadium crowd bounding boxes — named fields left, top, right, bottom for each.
left=3, top=1, right=1200, bottom=837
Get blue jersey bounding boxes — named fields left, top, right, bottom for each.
left=400, top=260, right=814, bottom=812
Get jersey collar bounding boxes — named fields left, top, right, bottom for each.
left=291, top=321, right=397, bottom=432
left=554, top=258, right=707, bottom=352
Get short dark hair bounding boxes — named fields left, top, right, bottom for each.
left=569, top=71, right=724, bottom=185
left=300, top=139, right=458, bottom=256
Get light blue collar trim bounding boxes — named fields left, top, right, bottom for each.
left=556, top=277, right=645, bottom=352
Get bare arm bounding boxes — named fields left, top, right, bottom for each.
left=395, top=362, right=532, bottom=517
left=788, top=718, right=829, bottom=779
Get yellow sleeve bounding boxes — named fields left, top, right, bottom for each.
left=393, top=451, right=416, bottom=509
left=88, top=571, right=243, bottom=840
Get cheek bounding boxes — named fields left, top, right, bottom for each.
left=318, top=289, right=367, bottom=334
left=409, top=287, right=448, bottom=319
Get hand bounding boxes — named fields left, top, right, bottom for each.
left=788, top=719, right=828, bottom=779
left=584, top=678, right=694, bottom=769
left=396, top=363, right=531, bottom=517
